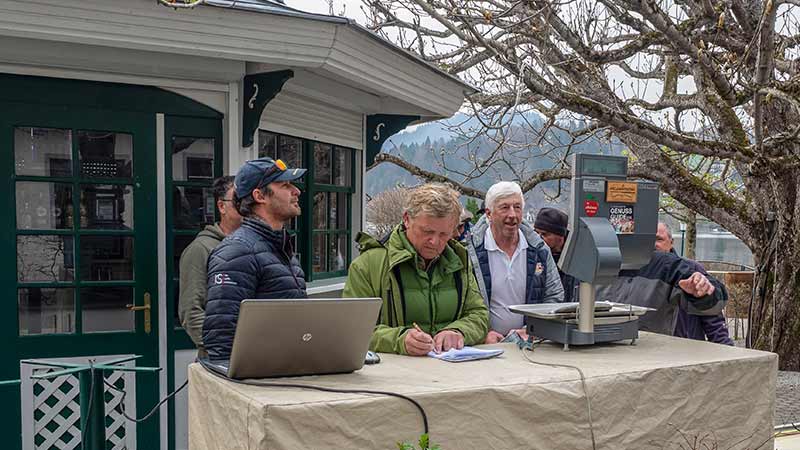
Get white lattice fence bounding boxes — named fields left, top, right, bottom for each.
left=20, top=356, right=138, bottom=450
left=104, top=371, right=129, bottom=450
left=31, top=369, right=81, bottom=450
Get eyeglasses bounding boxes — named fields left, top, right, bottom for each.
left=253, top=159, right=287, bottom=194
left=219, top=198, right=235, bottom=203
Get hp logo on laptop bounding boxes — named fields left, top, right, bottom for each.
left=302, top=333, right=312, bottom=342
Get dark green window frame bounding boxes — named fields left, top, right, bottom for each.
left=258, top=130, right=356, bottom=281
left=13, top=125, right=137, bottom=336
left=164, top=121, right=223, bottom=333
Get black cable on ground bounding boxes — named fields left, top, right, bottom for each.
left=198, top=358, right=429, bottom=436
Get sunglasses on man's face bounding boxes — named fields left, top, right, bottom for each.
left=253, top=159, right=287, bottom=193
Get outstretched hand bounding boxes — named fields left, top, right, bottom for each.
left=678, top=272, right=715, bottom=297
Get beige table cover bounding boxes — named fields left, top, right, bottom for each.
left=189, top=332, right=776, bottom=450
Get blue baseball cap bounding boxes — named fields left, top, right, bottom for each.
left=234, top=157, right=307, bottom=199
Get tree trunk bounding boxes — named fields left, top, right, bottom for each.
left=747, top=165, right=800, bottom=371
left=684, top=210, right=697, bottom=260
left=750, top=247, right=800, bottom=371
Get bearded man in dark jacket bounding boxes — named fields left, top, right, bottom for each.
left=203, top=157, right=307, bottom=361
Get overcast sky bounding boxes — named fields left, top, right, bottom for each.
left=283, top=0, right=697, bottom=131
left=285, top=0, right=367, bottom=21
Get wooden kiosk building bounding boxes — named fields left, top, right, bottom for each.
left=0, top=1, right=474, bottom=449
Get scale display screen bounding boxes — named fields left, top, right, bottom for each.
left=580, top=157, right=627, bottom=176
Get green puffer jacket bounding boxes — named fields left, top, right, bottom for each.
left=342, top=225, right=489, bottom=354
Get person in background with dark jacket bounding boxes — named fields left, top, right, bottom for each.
left=644, top=222, right=733, bottom=345
left=598, top=249, right=733, bottom=345
left=533, top=207, right=578, bottom=303
left=655, top=222, right=676, bottom=253
left=467, top=182, right=564, bottom=344
left=178, top=176, right=242, bottom=357
left=203, top=157, right=308, bottom=361
left=453, top=208, right=473, bottom=243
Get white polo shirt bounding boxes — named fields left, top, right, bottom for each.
left=484, top=227, right=528, bottom=335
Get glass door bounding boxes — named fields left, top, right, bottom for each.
left=164, top=115, right=223, bottom=450
left=0, top=102, right=160, bottom=449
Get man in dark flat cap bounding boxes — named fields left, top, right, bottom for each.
left=534, top=207, right=577, bottom=302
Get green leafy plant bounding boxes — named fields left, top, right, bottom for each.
left=397, top=433, right=441, bottom=450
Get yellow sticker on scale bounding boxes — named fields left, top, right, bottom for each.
left=606, top=181, right=638, bottom=203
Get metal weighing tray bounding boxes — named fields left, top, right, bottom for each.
left=509, top=302, right=654, bottom=350
left=509, top=302, right=652, bottom=320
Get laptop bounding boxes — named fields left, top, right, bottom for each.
left=204, top=297, right=381, bottom=379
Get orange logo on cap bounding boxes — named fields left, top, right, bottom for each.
left=275, top=159, right=287, bottom=170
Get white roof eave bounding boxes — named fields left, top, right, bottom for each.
left=0, top=0, right=475, bottom=117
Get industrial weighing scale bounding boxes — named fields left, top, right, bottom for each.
left=512, top=153, right=659, bottom=350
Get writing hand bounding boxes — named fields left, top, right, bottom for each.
left=405, top=328, right=434, bottom=356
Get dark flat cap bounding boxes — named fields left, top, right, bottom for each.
left=534, top=207, right=568, bottom=237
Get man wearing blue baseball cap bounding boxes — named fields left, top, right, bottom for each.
left=202, top=157, right=308, bottom=361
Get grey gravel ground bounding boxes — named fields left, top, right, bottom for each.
left=733, top=331, right=799, bottom=427
left=776, top=371, right=800, bottom=427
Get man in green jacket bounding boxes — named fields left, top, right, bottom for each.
left=343, top=183, right=489, bottom=355
left=178, top=176, right=242, bottom=357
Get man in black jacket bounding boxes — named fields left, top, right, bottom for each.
left=202, top=157, right=308, bottom=361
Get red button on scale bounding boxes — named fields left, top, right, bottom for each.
left=584, top=200, right=599, bottom=217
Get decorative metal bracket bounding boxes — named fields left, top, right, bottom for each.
left=365, top=114, right=420, bottom=167
left=242, top=70, right=294, bottom=148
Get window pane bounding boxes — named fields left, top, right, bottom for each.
left=80, top=236, right=134, bottom=281
left=80, top=184, right=133, bottom=230
left=313, top=192, right=328, bottom=230
left=330, top=234, right=348, bottom=272
left=172, top=137, right=214, bottom=181
left=173, top=186, right=214, bottom=229
left=16, top=182, right=73, bottom=230
left=278, top=136, right=302, bottom=169
left=329, top=192, right=337, bottom=230
left=329, top=192, right=348, bottom=231
left=174, top=234, right=197, bottom=273
left=288, top=233, right=300, bottom=261
left=312, top=233, right=328, bottom=273
left=17, top=236, right=74, bottom=282
left=336, top=192, right=348, bottom=230
left=14, top=127, right=72, bottom=177
left=78, top=131, right=133, bottom=178
left=258, top=131, right=277, bottom=159
left=82, top=287, right=134, bottom=332
left=314, top=143, right=332, bottom=184
left=287, top=216, right=299, bottom=232
left=333, top=147, right=352, bottom=187
left=18, top=288, right=75, bottom=336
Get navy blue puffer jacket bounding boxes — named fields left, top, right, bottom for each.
left=202, top=217, right=306, bottom=360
